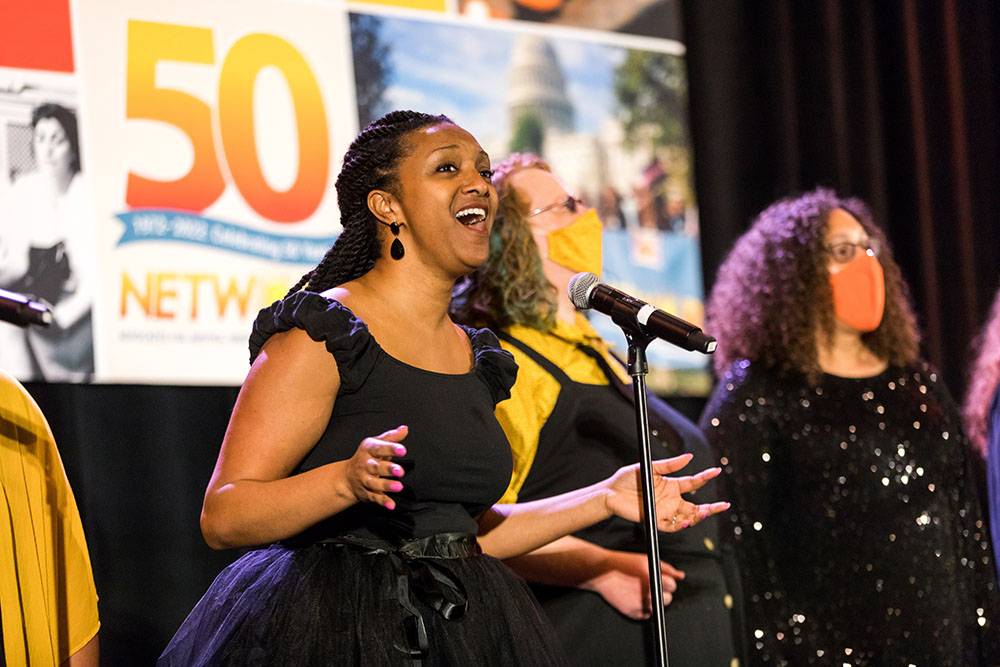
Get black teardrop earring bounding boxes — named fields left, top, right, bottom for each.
left=388, top=222, right=405, bottom=260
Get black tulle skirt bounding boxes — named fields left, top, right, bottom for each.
left=157, top=536, right=569, bottom=666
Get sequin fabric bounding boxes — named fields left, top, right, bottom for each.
left=700, top=360, right=1000, bottom=665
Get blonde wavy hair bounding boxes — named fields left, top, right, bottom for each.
left=451, top=153, right=557, bottom=330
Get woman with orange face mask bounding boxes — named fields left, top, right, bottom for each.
left=700, top=188, right=1000, bottom=665
left=452, top=153, right=739, bottom=666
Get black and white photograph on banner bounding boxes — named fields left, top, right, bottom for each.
left=0, top=71, right=95, bottom=382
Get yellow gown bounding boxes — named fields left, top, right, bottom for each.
left=0, top=369, right=100, bottom=665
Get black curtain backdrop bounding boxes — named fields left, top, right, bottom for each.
left=17, top=2, right=1000, bottom=664
left=684, top=0, right=1000, bottom=389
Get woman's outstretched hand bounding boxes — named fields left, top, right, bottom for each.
left=604, top=453, right=729, bottom=531
left=344, top=425, right=408, bottom=510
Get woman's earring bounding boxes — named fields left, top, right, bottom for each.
left=388, top=222, right=404, bottom=260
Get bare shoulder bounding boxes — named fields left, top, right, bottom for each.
left=321, top=283, right=381, bottom=336
left=258, top=326, right=335, bottom=363
left=322, top=284, right=366, bottom=320
left=322, top=286, right=352, bottom=302
left=225, top=327, right=340, bottom=463
left=251, top=327, right=339, bottom=395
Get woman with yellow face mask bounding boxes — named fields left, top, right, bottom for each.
left=451, top=154, right=740, bottom=666
left=700, top=188, right=1000, bottom=665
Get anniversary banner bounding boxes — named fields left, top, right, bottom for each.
left=70, top=0, right=354, bottom=383
left=1, top=0, right=705, bottom=392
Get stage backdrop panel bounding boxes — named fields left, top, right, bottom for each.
left=69, top=0, right=356, bottom=384
left=352, top=6, right=706, bottom=393
left=1, top=0, right=706, bottom=393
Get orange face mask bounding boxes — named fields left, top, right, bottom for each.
left=830, top=251, right=885, bottom=332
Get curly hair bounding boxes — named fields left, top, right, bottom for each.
left=450, top=153, right=557, bottom=330
left=32, top=102, right=81, bottom=174
left=705, top=187, right=919, bottom=382
left=286, top=110, right=452, bottom=296
left=963, top=286, right=1000, bottom=456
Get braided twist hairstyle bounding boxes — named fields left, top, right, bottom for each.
left=286, top=110, right=452, bottom=296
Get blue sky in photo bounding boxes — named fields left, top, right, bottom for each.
left=369, top=15, right=627, bottom=146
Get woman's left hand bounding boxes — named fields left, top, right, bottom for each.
left=604, top=453, right=729, bottom=532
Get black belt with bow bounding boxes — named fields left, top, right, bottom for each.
left=318, top=532, right=481, bottom=665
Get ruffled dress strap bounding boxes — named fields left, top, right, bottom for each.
left=460, top=325, right=517, bottom=405
left=248, top=291, right=378, bottom=395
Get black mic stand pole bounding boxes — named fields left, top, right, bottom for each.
left=622, top=326, right=670, bottom=667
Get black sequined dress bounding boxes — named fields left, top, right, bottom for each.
left=158, top=292, right=569, bottom=667
left=700, top=360, right=1000, bottom=666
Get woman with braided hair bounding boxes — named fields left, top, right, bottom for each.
left=158, top=110, right=728, bottom=666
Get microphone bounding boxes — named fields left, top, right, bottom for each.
left=0, top=288, right=53, bottom=328
left=568, top=272, right=716, bottom=354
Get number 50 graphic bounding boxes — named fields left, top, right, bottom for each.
left=125, top=20, right=329, bottom=223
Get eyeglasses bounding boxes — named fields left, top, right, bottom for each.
left=526, top=195, right=584, bottom=218
left=825, top=238, right=881, bottom=264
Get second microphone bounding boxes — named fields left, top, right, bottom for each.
left=568, top=272, right=717, bottom=354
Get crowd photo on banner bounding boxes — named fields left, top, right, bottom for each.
left=2, top=0, right=1000, bottom=665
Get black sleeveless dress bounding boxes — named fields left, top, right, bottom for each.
left=158, top=292, right=569, bottom=667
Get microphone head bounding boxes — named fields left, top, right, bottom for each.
left=32, top=303, right=53, bottom=326
left=568, top=272, right=600, bottom=310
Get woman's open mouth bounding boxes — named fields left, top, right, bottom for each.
left=455, top=207, right=488, bottom=229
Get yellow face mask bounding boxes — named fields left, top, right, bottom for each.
left=545, top=208, right=603, bottom=276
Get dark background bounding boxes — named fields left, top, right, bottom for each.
left=22, top=1, right=1000, bottom=664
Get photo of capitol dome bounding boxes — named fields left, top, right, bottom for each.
left=354, top=11, right=708, bottom=392
left=506, top=35, right=575, bottom=135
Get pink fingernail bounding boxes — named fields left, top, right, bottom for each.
left=396, top=447, right=407, bottom=456
left=386, top=500, right=396, bottom=510
left=389, top=481, right=403, bottom=492
left=682, top=521, right=690, bottom=529
left=393, top=465, right=404, bottom=476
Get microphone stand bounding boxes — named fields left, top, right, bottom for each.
left=622, top=326, right=670, bottom=667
